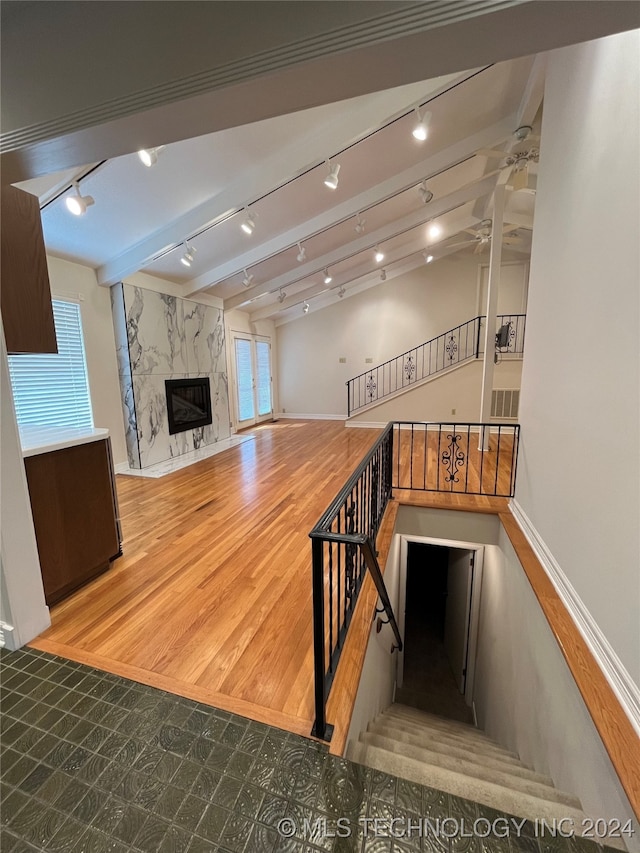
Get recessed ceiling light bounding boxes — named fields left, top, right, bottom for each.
left=323, top=268, right=333, bottom=285
left=374, top=246, right=384, bottom=263
left=428, top=223, right=442, bottom=240
left=324, top=159, right=340, bottom=190
left=65, top=181, right=94, bottom=216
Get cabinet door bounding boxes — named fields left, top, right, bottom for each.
left=25, top=439, right=120, bottom=605
left=1, top=184, right=57, bottom=354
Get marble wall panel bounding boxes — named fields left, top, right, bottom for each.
left=110, top=283, right=131, bottom=377
left=133, top=373, right=195, bottom=468
left=123, top=285, right=188, bottom=375
left=183, top=302, right=226, bottom=375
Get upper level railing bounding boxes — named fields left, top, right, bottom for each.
left=310, top=419, right=520, bottom=741
left=347, top=314, right=526, bottom=416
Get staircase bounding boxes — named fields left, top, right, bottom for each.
left=348, top=704, right=588, bottom=825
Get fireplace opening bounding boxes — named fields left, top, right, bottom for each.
left=165, top=378, right=213, bottom=435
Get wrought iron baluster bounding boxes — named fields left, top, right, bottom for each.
left=436, top=426, right=442, bottom=492
left=494, top=425, right=501, bottom=495
left=465, top=424, right=470, bottom=493
left=441, top=429, right=465, bottom=489
left=479, top=425, right=486, bottom=494
left=328, top=542, right=334, bottom=662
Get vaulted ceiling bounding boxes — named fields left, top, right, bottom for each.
left=21, top=52, right=543, bottom=323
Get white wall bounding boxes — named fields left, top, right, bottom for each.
left=47, top=256, right=128, bottom=465
left=349, top=359, right=522, bottom=425
left=515, top=31, right=640, bottom=683
left=0, top=329, right=50, bottom=649
left=345, top=533, right=402, bottom=754
left=277, top=255, right=482, bottom=416
left=474, top=528, right=637, bottom=843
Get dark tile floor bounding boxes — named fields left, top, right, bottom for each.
left=0, top=647, right=621, bottom=853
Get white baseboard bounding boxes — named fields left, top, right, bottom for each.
left=345, top=420, right=388, bottom=429
left=510, top=498, right=640, bottom=736
left=114, top=461, right=133, bottom=474
left=0, top=621, right=17, bottom=650
left=276, top=413, right=345, bottom=421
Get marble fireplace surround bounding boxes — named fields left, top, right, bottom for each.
left=111, top=282, right=231, bottom=469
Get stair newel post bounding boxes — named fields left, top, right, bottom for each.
left=311, top=535, right=331, bottom=741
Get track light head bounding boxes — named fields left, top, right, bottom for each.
left=296, top=242, right=306, bottom=263
left=302, top=301, right=310, bottom=314
left=374, top=246, right=384, bottom=264
left=412, top=108, right=431, bottom=141
left=241, top=209, right=256, bottom=235
left=137, top=146, right=165, bottom=167
left=338, top=286, right=346, bottom=298
left=180, top=242, right=196, bottom=267
left=424, top=252, right=434, bottom=264
left=324, top=160, right=340, bottom=190
left=323, top=268, right=332, bottom=285
left=65, top=182, right=94, bottom=216
left=428, top=223, right=442, bottom=241
left=242, top=269, right=254, bottom=287
left=278, top=288, right=287, bottom=304
left=354, top=213, right=366, bottom=234
left=419, top=180, right=434, bottom=204
left=380, top=269, right=387, bottom=282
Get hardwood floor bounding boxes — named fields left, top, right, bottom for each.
left=31, top=421, right=382, bottom=736
left=30, top=419, right=514, bottom=741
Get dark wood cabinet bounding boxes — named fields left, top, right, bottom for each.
left=1, top=184, right=57, bottom=354
left=24, top=439, right=121, bottom=605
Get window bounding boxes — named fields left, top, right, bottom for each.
left=7, top=299, right=94, bottom=430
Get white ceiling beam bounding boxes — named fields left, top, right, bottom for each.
left=517, top=53, right=547, bottom=129
left=224, top=173, right=497, bottom=310
left=94, top=75, right=467, bottom=287
left=186, top=116, right=516, bottom=296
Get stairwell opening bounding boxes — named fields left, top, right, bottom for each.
left=397, top=537, right=485, bottom=726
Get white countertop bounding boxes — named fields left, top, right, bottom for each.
left=20, top=425, right=110, bottom=457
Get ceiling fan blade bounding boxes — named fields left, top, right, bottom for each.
left=510, top=166, right=529, bottom=191
left=474, top=242, right=486, bottom=255
left=444, top=240, right=476, bottom=249
left=503, top=235, right=523, bottom=245
left=476, top=148, right=510, bottom=159
left=463, top=228, right=480, bottom=236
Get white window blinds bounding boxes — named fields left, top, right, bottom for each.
left=7, top=299, right=94, bottom=430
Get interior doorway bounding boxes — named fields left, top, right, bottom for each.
left=396, top=537, right=484, bottom=725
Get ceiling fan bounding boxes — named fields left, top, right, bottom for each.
left=444, top=220, right=524, bottom=254
left=476, top=125, right=540, bottom=191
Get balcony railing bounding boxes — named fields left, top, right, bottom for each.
left=347, top=314, right=526, bottom=416
left=310, top=419, right=520, bottom=741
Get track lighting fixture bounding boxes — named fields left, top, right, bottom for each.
left=296, top=242, right=306, bottom=262
left=412, top=108, right=432, bottom=141
left=242, top=269, right=254, bottom=287
left=324, top=159, right=340, bottom=190
left=278, top=288, right=287, bottom=304
left=323, top=269, right=333, bottom=285
left=418, top=181, right=434, bottom=204
left=302, top=301, right=310, bottom=315
left=380, top=269, right=387, bottom=282
left=424, top=253, right=434, bottom=264
left=65, top=181, right=94, bottom=216
left=374, top=246, right=384, bottom=264
left=137, top=146, right=165, bottom=167
left=241, top=209, right=256, bottom=235
left=354, top=213, right=366, bottom=234
left=180, top=242, right=196, bottom=267
left=428, top=223, right=442, bottom=241
left=338, top=286, right=346, bottom=298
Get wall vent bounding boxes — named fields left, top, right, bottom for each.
left=491, top=388, right=520, bottom=419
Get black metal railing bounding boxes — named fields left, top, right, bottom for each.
left=309, top=423, right=398, bottom=741
left=310, top=419, right=521, bottom=740
left=347, top=314, right=526, bottom=415
left=392, top=421, right=520, bottom=498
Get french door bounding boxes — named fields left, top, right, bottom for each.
left=232, top=334, right=273, bottom=428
